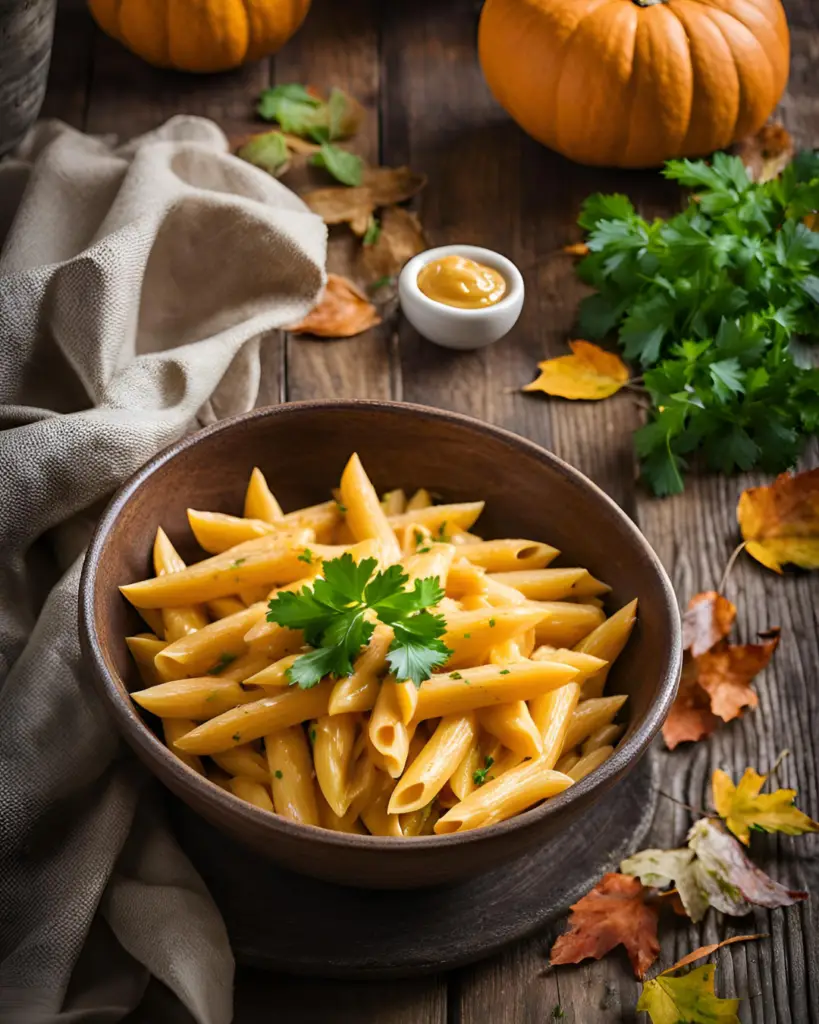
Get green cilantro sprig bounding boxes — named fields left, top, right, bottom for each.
left=265, top=553, right=451, bottom=689
left=473, top=756, right=495, bottom=787
left=574, top=150, right=819, bottom=495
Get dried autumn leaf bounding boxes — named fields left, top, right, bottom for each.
left=665, top=935, right=765, bottom=975
left=257, top=84, right=362, bottom=142
left=359, top=206, right=427, bottom=283
left=621, top=846, right=709, bottom=923
left=282, top=133, right=321, bottom=155
left=303, top=166, right=427, bottom=236
left=734, top=122, right=795, bottom=183
left=549, top=872, right=660, bottom=978
left=524, top=341, right=629, bottom=401
left=687, top=818, right=807, bottom=914
left=696, top=629, right=779, bottom=722
left=288, top=274, right=381, bottom=339
left=712, top=767, right=819, bottom=846
left=737, top=468, right=819, bottom=573
left=236, top=130, right=291, bottom=177
left=682, top=591, right=736, bottom=657
left=638, top=964, right=739, bottom=1023
left=662, top=658, right=721, bottom=750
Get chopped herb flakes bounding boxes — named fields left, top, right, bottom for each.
left=231, top=733, right=242, bottom=742
left=229, top=557, right=247, bottom=569
left=274, top=769, right=284, bottom=779
left=489, top=618, right=496, bottom=627
left=473, top=756, right=495, bottom=786
left=499, top=669, right=511, bottom=675
left=207, top=652, right=237, bottom=675
left=298, top=548, right=314, bottom=564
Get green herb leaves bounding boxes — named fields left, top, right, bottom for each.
left=575, top=151, right=819, bottom=495
left=310, top=143, right=363, bottom=186
left=266, top=554, right=451, bottom=689
left=473, top=755, right=495, bottom=786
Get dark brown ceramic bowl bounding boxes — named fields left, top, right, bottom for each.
left=80, top=400, right=681, bottom=889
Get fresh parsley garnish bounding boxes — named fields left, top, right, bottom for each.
left=310, top=143, right=363, bottom=186
left=450, top=672, right=463, bottom=680
left=489, top=618, right=496, bottom=628
left=274, top=770, right=283, bottom=780
left=575, top=150, right=819, bottom=494
left=207, top=652, right=237, bottom=675
left=413, top=529, right=425, bottom=547
left=309, top=728, right=317, bottom=744
left=336, top=501, right=347, bottom=513
left=437, top=521, right=450, bottom=541
left=473, top=756, right=495, bottom=786
left=499, top=668, right=511, bottom=676
left=463, top=633, right=471, bottom=639
left=231, top=732, right=242, bottom=743
left=265, top=553, right=452, bottom=689
left=298, top=548, right=314, bottom=565
left=229, top=558, right=246, bottom=569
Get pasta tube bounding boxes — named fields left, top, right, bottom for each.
left=381, top=489, right=407, bottom=515
left=531, top=647, right=608, bottom=681
left=479, top=702, right=542, bottom=758
left=462, top=539, right=559, bottom=572
left=443, top=606, right=549, bottom=669
left=126, top=634, right=166, bottom=687
left=229, top=776, right=274, bottom=811
left=244, top=653, right=301, bottom=689
left=411, top=660, right=579, bottom=722
left=568, top=746, right=614, bottom=781
left=266, top=725, right=320, bottom=826
left=405, top=488, right=432, bottom=511
left=388, top=713, right=478, bottom=814
left=329, top=623, right=392, bottom=714
left=450, top=740, right=483, bottom=801
left=313, top=713, right=358, bottom=817
left=529, top=682, right=581, bottom=767
left=162, top=719, right=203, bottom=774
left=132, top=677, right=260, bottom=719
left=340, top=453, right=401, bottom=563
left=487, top=568, right=610, bottom=601
left=120, top=530, right=313, bottom=608
left=152, top=528, right=209, bottom=641
left=212, top=743, right=271, bottom=785
left=561, top=694, right=628, bottom=752
left=575, top=599, right=638, bottom=698
left=281, top=500, right=340, bottom=543
left=581, top=723, right=624, bottom=755
left=207, top=596, right=247, bottom=619
left=388, top=502, right=485, bottom=535
left=154, top=603, right=267, bottom=680
left=435, top=762, right=572, bottom=834
left=244, top=467, right=284, bottom=522
left=369, top=678, right=409, bottom=778
left=175, top=680, right=334, bottom=755
left=187, top=509, right=278, bottom=554
left=531, top=601, right=606, bottom=647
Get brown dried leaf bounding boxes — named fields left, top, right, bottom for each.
left=682, top=591, right=737, bottom=657
left=697, top=629, right=780, bottom=722
left=735, top=122, right=794, bottom=182
left=303, top=166, right=427, bottom=236
left=282, top=133, right=321, bottom=155
left=662, top=658, right=721, bottom=750
left=549, top=873, right=660, bottom=978
left=359, top=206, right=427, bottom=283
left=288, top=274, right=381, bottom=339
left=738, top=468, right=819, bottom=573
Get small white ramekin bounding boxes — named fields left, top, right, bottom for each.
left=398, top=244, right=525, bottom=351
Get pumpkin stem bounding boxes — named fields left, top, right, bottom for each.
left=632, top=0, right=666, bottom=6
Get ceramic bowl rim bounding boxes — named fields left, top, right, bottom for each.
left=79, top=399, right=681, bottom=855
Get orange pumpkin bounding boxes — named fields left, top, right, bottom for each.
left=478, top=0, right=790, bottom=168
left=88, top=0, right=311, bottom=73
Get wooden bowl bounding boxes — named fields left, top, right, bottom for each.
left=80, top=400, right=681, bottom=889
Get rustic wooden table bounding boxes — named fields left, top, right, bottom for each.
left=43, top=1, right=818, bottom=1020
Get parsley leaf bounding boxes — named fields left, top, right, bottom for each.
left=473, top=756, right=495, bottom=786
left=310, top=143, right=363, bottom=186
left=266, top=554, right=451, bottom=688
left=574, top=150, right=819, bottom=494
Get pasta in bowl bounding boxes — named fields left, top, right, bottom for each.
left=80, top=400, right=680, bottom=887
left=122, top=454, right=637, bottom=838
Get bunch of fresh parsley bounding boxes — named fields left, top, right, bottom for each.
left=575, top=151, right=819, bottom=494
left=266, top=553, right=451, bottom=688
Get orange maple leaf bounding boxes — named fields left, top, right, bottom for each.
left=738, top=469, right=819, bottom=573
left=288, top=274, right=381, bottom=339
left=696, top=630, right=780, bottom=722
left=549, top=872, right=660, bottom=978
left=524, top=340, right=629, bottom=401
left=662, top=658, right=722, bottom=749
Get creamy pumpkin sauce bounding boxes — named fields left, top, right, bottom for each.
left=417, top=255, right=507, bottom=309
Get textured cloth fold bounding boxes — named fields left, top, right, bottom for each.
left=0, top=116, right=327, bottom=1023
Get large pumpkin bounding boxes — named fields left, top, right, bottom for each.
left=478, top=0, right=790, bottom=168
left=88, top=0, right=311, bottom=73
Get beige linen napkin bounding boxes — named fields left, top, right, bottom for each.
left=0, top=116, right=327, bottom=1024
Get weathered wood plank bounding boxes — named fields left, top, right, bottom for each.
left=277, top=0, right=393, bottom=402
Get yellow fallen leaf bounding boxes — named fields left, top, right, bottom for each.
left=288, top=274, right=381, bottom=339
left=524, top=341, right=629, bottom=400
left=638, top=935, right=762, bottom=1024
left=737, top=468, right=819, bottom=572
left=734, top=122, right=794, bottom=183
left=712, top=767, right=819, bottom=846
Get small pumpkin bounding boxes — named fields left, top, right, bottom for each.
left=88, top=0, right=311, bottom=74
left=478, top=0, right=790, bottom=168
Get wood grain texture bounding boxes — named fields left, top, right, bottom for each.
left=43, top=0, right=819, bottom=1020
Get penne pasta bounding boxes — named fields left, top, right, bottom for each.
left=124, top=455, right=638, bottom=837
left=175, top=680, right=334, bottom=755
left=532, top=601, right=606, bottom=648
left=266, top=725, right=320, bottom=826
left=388, top=713, right=478, bottom=814
left=229, top=776, right=274, bottom=811
left=435, top=762, right=572, bottom=834
left=462, top=539, right=559, bottom=573
left=132, top=677, right=261, bottom=720
left=561, top=694, right=628, bottom=752
left=568, top=746, right=614, bottom=782
left=245, top=467, right=284, bottom=523
left=487, top=568, right=610, bottom=601
left=479, top=701, right=543, bottom=758
left=313, top=713, right=358, bottom=817
left=388, top=502, right=485, bottom=536
left=411, top=660, right=579, bottom=723
left=340, top=453, right=402, bottom=563
left=162, top=718, right=204, bottom=774
left=152, top=528, right=209, bottom=641
left=212, top=743, right=271, bottom=785
left=575, top=599, right=638, bottom=698
left=120, top=530, right=313, bottom=608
